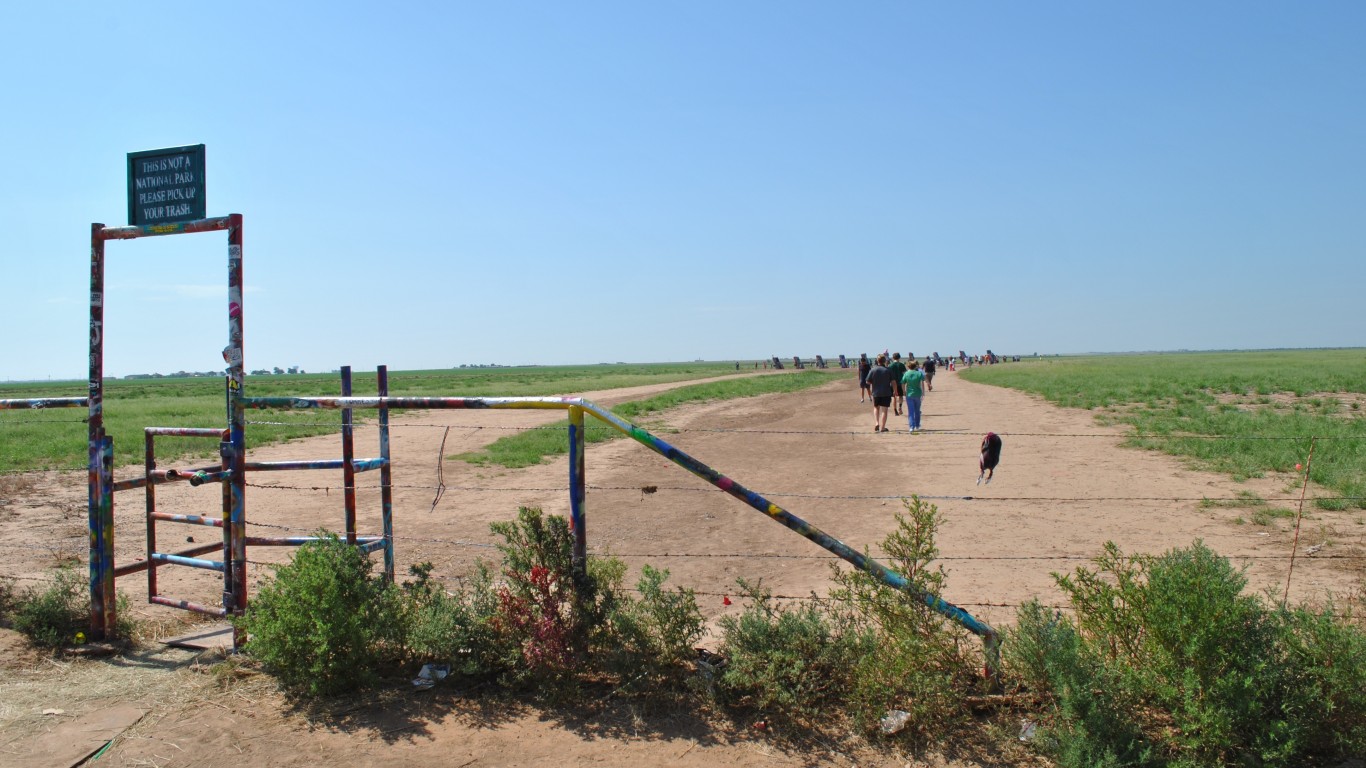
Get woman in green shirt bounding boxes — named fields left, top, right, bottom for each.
left=901, top=360, right=926, bottom=432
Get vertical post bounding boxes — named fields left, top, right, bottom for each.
left=567, top=405, right=587, bottom=584
left=219, top=435, right=233, bottom=615
left=99, top=436, right=115, bottom=636
left=377, top=366, right=394, bottom=582
left=88, top=223, right=109, bottom=639
left=341, top=366, right=357, bottom=545
left=1283, top=436, right=1318, bottom=606
left=145, top=431, right=158, bottom=602
left=226, top=214, right=248, bottom=631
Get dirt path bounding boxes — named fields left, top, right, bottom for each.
left=2, top=367, right=1361, bottom=767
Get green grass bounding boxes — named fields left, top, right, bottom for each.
left=962, top=350, right=1366, bottom=509
left=0, top=362, right=762, bottom=473
left=455, top=370, right=836, bottom=468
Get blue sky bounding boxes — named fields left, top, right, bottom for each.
left=2, top=2, right=1362, bottom=381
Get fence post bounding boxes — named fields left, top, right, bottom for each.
left=88, top=223, right=108, bottom=639
left=378, top=365, right=394, bottom=582
left=1283, top=435, right=1318, bottom=606
left=341, top=366, right=357, bottom=545
left=568, top=405, right=587, bottom=586
left=227, top=214, right=248, bottom=637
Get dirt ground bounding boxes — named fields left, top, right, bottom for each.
left=2, top=367, right=1363, bottom=767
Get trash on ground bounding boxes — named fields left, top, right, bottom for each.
left=411, top=663, right=450, bottom=690
left=879, top=709, right=911, bottom=735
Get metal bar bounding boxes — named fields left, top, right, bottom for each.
left=144, top=427, right=229, bottom=438
left=242, top=458, right=386, bottom=472
left=568, top=405, right=587, bottom=584
left=99, top=216, right=231, bottom=241
left=245, top=459, right=346, bottom=471
left=149, top=595, right=228, bottom=617
left=112, top=465, right=224, bottom=492
left=116, top=464, right=222, bottom=486
left=244, top=395, right=584, bottom=410
left=187, top=469, right=232, bottom=486
left=378, top=365, right=394, bottom=582
left=243, top=535, right=383, bottom=547
left=0, top=397, right=87, bottom=410
left=116, top=543, right=221, bottom=577
left=341, top=366, right=357, bottom=545
left=151, top=552, right=224, bottom=571
left=150, top=512, right=225, bottom=527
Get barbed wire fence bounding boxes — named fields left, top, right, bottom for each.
left=2, top=414, right=1363, bottom=623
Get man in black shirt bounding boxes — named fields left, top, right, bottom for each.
left=866, top=354, right=894, bottom=432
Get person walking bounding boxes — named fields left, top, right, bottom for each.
left=857, top=354, right=872, bottom=403
left=887, top=352, right=907, bottom=416
left=922, top=356, right=937, bottom=392
left=901, top=359, right=927, bottom=432
left=867, top=354, right=894, bottom=432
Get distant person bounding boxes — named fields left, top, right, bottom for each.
left=922, top=356, right=937, bottom=391
left=857, top=354, right=872, bottom=403
left=901, top=359, right=926, bottom=432
left=887, top=352, right=907, bottom=416
left=866, top=354, right=894, bottom=432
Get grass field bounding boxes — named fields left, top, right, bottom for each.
left=0, top=362, right=767, bottom=473
left=961, top=349, right=1366, bottom=509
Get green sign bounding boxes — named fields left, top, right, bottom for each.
left=127, top=144, right=206, bottom=226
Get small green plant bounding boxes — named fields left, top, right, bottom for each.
left=401, top=561, right=510, bottom=680
left=0, top=575, right=16, bottom=619
left=1251, top=506, right=1296, bottom=526
left=830, top=497, right=982, bottom=736
left=10, top=564, right=129, bottom=648
left=713, top=579, right=874, bottom=725
left=591, top=562, right=705, bottom=695
left=487, top=507, right=595, bottom=690
left=238, top=532, right=404, bottom=697
left=1006, top=600, right=1156, bottom=767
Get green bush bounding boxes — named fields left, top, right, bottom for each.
left=591, top=562, right=705, bottom=695
left=486, top=507, right=597, bottom=691
left=1011, top=540, right=1366, bottom=766
left=713, top=578, right=875, bottom=725
left=9, top=564, right=131, bottom=649
left=247, top=508, right=704, bottom=701
left=239, top=532, right=404, bottom=697
left=402, top=560, right=511, bottom=680
left=0, top=575, right=17, bottom=620
left=1007, top=600, right=1156, bottom=767
left=831, top=497, right=983, bottom=737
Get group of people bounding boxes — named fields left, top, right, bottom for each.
left=856, top=352, right=937, bottom=433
